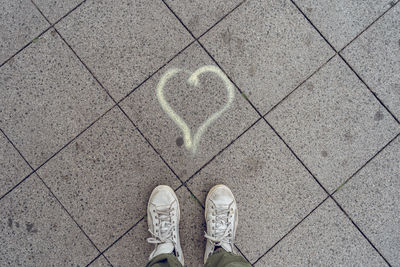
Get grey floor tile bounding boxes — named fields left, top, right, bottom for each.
left=0, top=30, right=114, bottom=168
left=0, top=132, right=31, bottom=197
left=105, top=186, right=205, bottom=266
left=33, top=0, right=83, bottom=23
left=36, top=107, right=180, bottom=251
left=164, top=0, right=242, bottom=37
left=120, top=42, right=258, bottom=182
left=187, top=120, right=327, bottom=262
left=0, top=32, right=113, bottom=167
left=200, top=0, right=334, bottom=114
left=56, top=0, right=193, bottom=101
left=0, top=174, right=98, bottom=266
left=266, top=56, right=400, bottom=193
left=295, top=0, right=396, bottom=51
left=341, top=3, right=400, bottom=119
left=335, top=135, right=400, bottom=266
left=255, top=198, right=386, bottom=266
left=0, top=0, right=48, bottom=65
left=89, top=255, right=112, bottom=267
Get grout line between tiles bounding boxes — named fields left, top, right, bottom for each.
left=332, top=132, right=400, bottom=195
left=329, top=195, right=392, bottom=266
left=262, top=53, right=336, bottom=117
left=338, top=54, right=400, bottom=124
left=0, top=129, right=108, bottom=266
left=252, top=196, right=330, bottom=265
left=4, top=0, right=396, bottom=265
left=339, top=0, right=399, bottom=53
left=290, top=0, right=400, bottom=125
left=163, top=0, right=397, bottom=265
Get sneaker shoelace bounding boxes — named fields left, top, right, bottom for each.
left=147, top=203, right=176, bottom=246
left=204, top=204, right=233, bottom=248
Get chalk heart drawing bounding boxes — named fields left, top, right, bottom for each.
left=156, top=65, right=235, bottom=154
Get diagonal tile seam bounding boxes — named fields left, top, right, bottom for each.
left=259, top=118, right=394, bottom=266
left=0, top=0, right=88, bottom=69
left=161, top=0, right=396, bottom=265
left=290, top=0, right=400, bottom=125
left=337, top=0, right=399, bottom=53
left=1, top=3, right=259, bottom=265
left=111, top=0, right=247, bottom=106
left=14, top=0, right=394, bottom=265
left=0, top=103, right=117, bottom=202
left=251, top=196, right=330, bottom=265
left=89, top=183, right=253, bottom=266
left=332, top=132, right=400, bottom=196
left=0, top=128, right=110, bottom=266
left=83, top=116, right=263, bottom=265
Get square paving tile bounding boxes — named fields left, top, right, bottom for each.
left=32, top=0, right=83, bottom=23
left=335, top=135, right=400, bottom=266
left=120, top=42, right=258, bottom=182
left=266, top=56, right=400, bottom=193
left=255, top=198, right=386, bottom=266
left=341, top=3, right=400, bottom=119
left=0, top=0, right=48, bottom=65
left=0, top=131, right=31, bottom=197
left=36, top=107, right=180, bottom=250
left=200, top=0, right=334, bottom=114
left=295, top=0, right=396, bottom=50
left=164, top=0, right=243, bottom=37
left=56, top=0, right=193, bottom=101
left=105, top=186, right=205, bottom=266
left=0, top=174, right=98, bottom=266
left=0, top=30, right=114, bottom=168
left=187, top=120, right=327, bottom=262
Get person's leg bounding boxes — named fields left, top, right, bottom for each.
left=145, top=185, right=184, bottom=267
left=205, top=249, right=251, bottom=267
left=146, top=253, right=182, bottom=267
left=203, top=185, right=251, bottom=267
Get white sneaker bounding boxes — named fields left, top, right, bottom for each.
left=204, top=184, right=238, bottom=263
left=147, top=185, right=184, bottom=265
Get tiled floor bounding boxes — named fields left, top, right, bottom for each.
left=1, top=0, right=399, bottom=266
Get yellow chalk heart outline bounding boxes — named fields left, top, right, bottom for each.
left=156, top=65, right=235, bottom=153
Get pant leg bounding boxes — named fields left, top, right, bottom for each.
left=205, top=249, right=252, bottom=267
left=146, top=253, right=183, bottom=267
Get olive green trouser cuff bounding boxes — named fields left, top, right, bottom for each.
left=146, top=249, right=251, bottom=267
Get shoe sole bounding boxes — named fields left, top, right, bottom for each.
left=148, top=185, right=184, bottom=266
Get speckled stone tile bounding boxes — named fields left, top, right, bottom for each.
left=89, top=255, right=112, bottom=267
left=255, top=198, right=386, bottom=266
left=335, top=135, right=400, bottom=266
left=105, top=186, right=205, bottom=266
left=36, top=107, right=180, bottom=250
left=266, top=56, right=400, bottom=193
left=0, top=131, right=31, bottom=197
left=56, top=0, right=193, bottom=101
left=0, top=30, right=114, bottom=168
left=32, top=0, right=83, bottom=23
left=164, top=0, right=243, bottom=37
left=295, top=0, right=396, bottom=51
left=0, top=0, right=48, bottom=65
left=187, top=120, right=327, bottom=262
left=341, top=3, right=400, bottom=119
left=120, top=42, right=258, bottom=182
left=0, top=174, right=98, bottom=266
left=200, top=0, right=334, bottom=114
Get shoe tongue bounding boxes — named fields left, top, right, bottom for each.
left=154, top=242, right=174, bottom=257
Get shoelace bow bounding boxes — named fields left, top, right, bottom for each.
left=147, top=203, right=176, bottom=246
left=204, top=205, right=233, bottom=247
